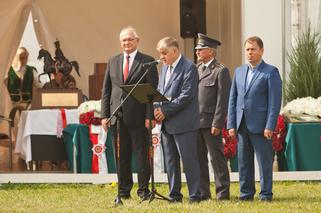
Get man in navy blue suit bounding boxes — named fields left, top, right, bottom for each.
left=227, top=36, right=282, bottom=201
left=154, top=37, right=201, bottom=203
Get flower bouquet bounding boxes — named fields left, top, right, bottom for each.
left=271, top=115, right=287, bottom=171
left=222, top=128, right=238, bottom=159
left=272, top=115, right=287, bottom=152
left=281, top=96, right=321, bottom=122
left=222, top=127, right=238, bottom=172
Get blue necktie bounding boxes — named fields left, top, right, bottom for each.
left=164, top=66, right=173, bottom=88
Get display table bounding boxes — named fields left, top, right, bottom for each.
left=285, top=122, right=321, bottom=171
left=15, top=109, right=79, bottom=163
left=63, top=124, right=137, bottom=173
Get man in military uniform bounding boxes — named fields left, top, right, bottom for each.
left=196, top=33, right=231, bottom=200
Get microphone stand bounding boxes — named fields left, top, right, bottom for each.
left=140, top=95, right=170, bottom=203
left=106, top=62, right=160, bottom=206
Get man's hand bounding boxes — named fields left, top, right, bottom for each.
left=154, top=108, right=165, bottom=123
left=264, top=129, right=273, bottom=140
left=211, top=127, right=221, bottom=136
left=145, top=119, right=156, bottom=129
left=228, top=128, right=236, bottom=139
left=101, top=118, right=110, bottom=132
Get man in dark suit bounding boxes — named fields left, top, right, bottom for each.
left=154, top=37, right=201, bottom=203
left=101, top=26, right=158, bottom=200
left=227, top=36, right=282, bottom=201
left=195, top=33, right=231, bottom=201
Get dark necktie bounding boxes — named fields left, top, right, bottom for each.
left=123, top=55, right=130, bottom=82
left=202, top=65, right=206, bottom=71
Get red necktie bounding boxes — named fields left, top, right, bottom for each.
left=123, top=55, right=130, bottom=82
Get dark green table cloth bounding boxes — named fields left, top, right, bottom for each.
left=63, top=124, right=137, bottom=173
left=285, top=122, right=321, bottom=171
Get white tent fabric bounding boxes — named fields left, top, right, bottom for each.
left=0, top=0, right=181, bottom=119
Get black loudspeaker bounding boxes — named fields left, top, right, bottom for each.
left=180, top=0, right=206, bottom=38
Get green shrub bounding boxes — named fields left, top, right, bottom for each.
left=285, top=26, right=321, bottom=103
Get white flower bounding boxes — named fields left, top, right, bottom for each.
left=78, top=100, right=101, bottom=116
left=281, top=96, right=321, bottom=116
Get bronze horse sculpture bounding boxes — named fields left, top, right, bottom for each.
left=37, top=40, right=80, bottom=85
left=37, top=48, right=56, bottom=83
left=54, top=40, right=80, bottom=77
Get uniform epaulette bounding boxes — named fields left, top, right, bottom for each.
left=215, top=61, right=225, bottom=68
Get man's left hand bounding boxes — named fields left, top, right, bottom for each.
left=211, top=127, right=221, bottom=136
left=264, top=129, right=273, bottom=140
left=154, top=108, right=165, bottom=122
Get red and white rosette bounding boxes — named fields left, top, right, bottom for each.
left=152, top=124, right=165, bottom=173
left=89, top=125, right=108, bottom=174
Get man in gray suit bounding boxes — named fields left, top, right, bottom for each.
left=154, top=37, right=201, bottom=203
left=101, top=26, right=158, bottom=201
left=196, top=33, right=231, bottom=201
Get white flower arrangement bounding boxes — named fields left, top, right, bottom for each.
left=281, top=96, right=321, bottom=117
left=78, top=100, right=101, bottom=117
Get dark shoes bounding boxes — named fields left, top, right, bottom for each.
left=119, top=194, right=131, bottom=200
left=169, top=197, right=183, bottom=203
left=260, top=197, right=272, bottom=202
left=138, top=190, right=151, bottom=200
left=239, top=196, right=254, bottom=201
left=200, top=195, right=211, bottom=201
left=114, top=194, right=130, bottom=204
left=217, top=196, right=230, bottom=201
left=189, top=198, right=201, bottom=204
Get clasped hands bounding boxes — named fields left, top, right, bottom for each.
left=154, top=107, right=165, bottom=123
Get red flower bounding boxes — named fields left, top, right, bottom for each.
left=222, top=128, right=238, bottom=159
left=79, top=111, right=101, bottom=126
left=272, top=115, right=287, bottom=152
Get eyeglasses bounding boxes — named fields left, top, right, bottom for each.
left=121, top=38, right=137, bottom=43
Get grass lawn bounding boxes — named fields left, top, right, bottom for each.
left=0, top=181, right=320, bottom=212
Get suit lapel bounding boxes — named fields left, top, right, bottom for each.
left=116, top=55, right=124, bottom=84
left=159, top=66, right=167, bottom=93
left=245, top=61, right=264, bottom=94
left=240, top=65, right=248, bottom=93
left=199, top=60, right=216, bottom=81
left=199, top=66, right=211, bottom=80
left=163, top=58, right=182, bottom=93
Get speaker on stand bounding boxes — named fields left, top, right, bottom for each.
left=180, top=0, right=206, bottom=62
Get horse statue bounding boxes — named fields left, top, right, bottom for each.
left=37, top=40, right=81, bottom=86
left=54, top=40, right=80, bottom=77
left=37, top=48, right=56, bottom=83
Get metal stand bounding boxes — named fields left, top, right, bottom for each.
left=112, top=112, right=123, bottom=206
left=141, top=96, right=170, bottom=203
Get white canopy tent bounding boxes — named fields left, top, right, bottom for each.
left=0, top=0, right=181, bottom=118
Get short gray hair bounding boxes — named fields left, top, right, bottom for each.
left=157, top=37, right=179, bottom=51
left=119, top=26, right=139, bottom=40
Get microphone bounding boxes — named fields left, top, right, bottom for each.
left=142, top=59, right=161, bottom=68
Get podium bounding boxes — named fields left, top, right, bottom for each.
left=120, top=83, right=168, bottom=104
